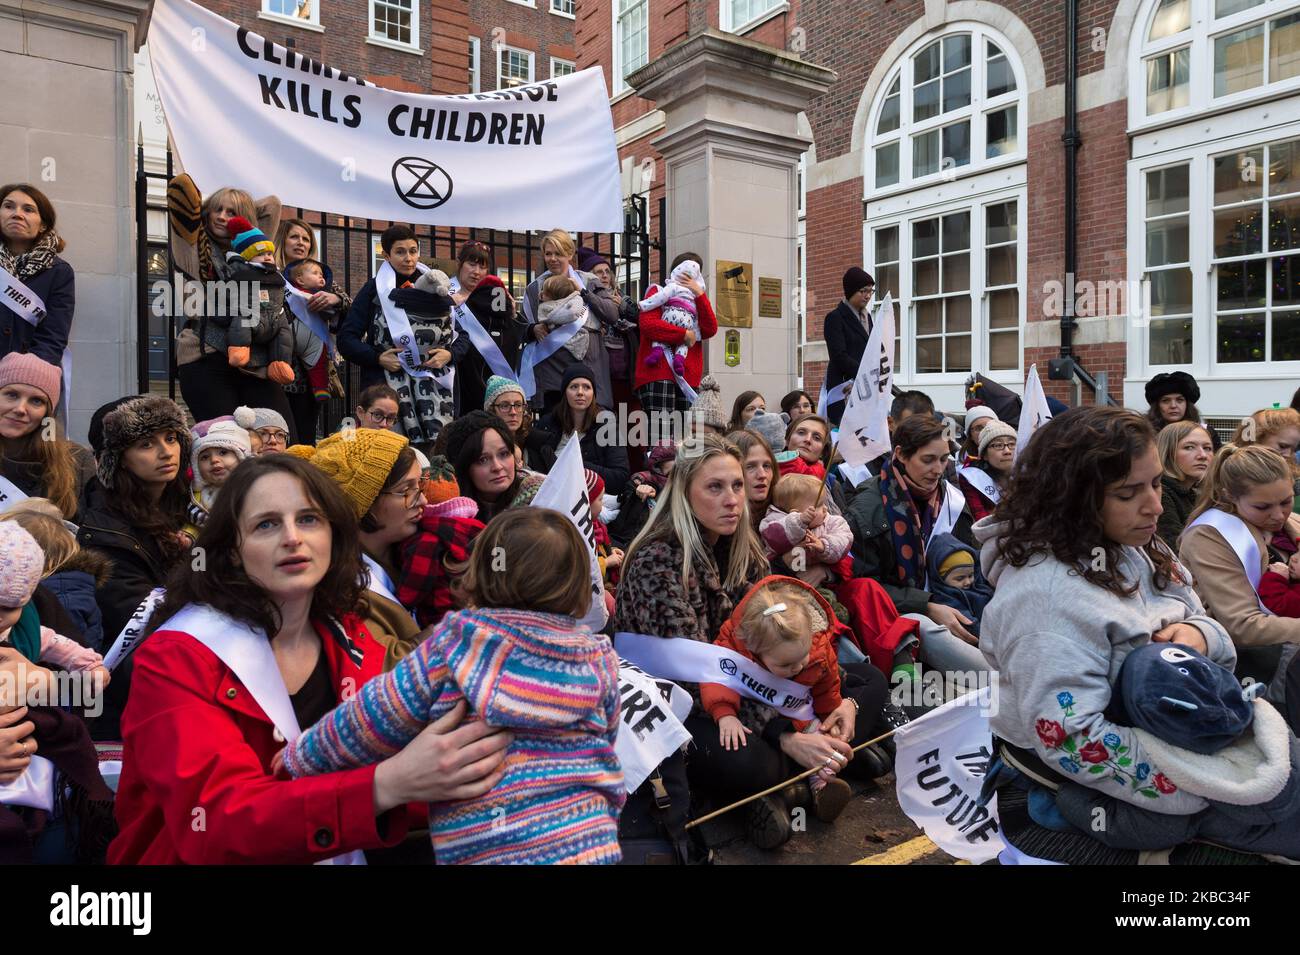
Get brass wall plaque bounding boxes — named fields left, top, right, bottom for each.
left=757, top=276, right=782, bottom=319
left=714, top=259, right=753, bottom=328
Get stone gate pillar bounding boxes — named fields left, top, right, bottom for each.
left=630, top=29, right=834, bottom=411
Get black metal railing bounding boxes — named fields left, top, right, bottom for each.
left=135, top=142, right=658, bottom=433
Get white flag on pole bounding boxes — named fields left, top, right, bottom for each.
left=893, top=686, right=1006, bottom=863
left=614, top=661, right=693, bottom=793
left=1016, top=364, right=1053, bottom=458
left=530, top=436, right=608, bottom=632
left=837, top=292, right=894, bottom=467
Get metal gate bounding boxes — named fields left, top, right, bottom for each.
left=135, top=142, right=663, bottom=433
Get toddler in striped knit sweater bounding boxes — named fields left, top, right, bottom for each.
left=282, top=508, right=624, bottom=864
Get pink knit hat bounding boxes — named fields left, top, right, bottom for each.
left=0, top=521, right=46, bottom=607
left=0, top=352, right=62, bottom=410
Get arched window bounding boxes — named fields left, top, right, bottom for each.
left=868, top=25, right=1025, bottom=192
left=1128, top=0, right=1300, bottom=405
left=1135, top=0, right=1300, bottom=126
left=864, top=25, right=1029, bottom=387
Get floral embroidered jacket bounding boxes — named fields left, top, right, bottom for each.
left=974, top=516, right=1236, bottom=814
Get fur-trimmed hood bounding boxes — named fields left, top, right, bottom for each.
left=50, top=547, right=114, bottom=587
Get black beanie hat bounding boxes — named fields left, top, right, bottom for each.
left=442, top=410, right=509, bottom=472
left=842, top=267, right=874, bottom=299
left=1144, top=371, right=1200, bottom=407
left=561, top=363, right=596, bottom=393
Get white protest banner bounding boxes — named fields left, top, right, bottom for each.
left=893, top=686, right=1005, bottom=863
left=837, top=292, right=894, bottom=467
left=1016, top=364, right=1053, bottom=458
left=0, top=474, right=29, bottom=515
left=104, top=588, right=166, bottom=671
left=148, top=0, right=622, bottom=232
left=615, top=661, right=693, bottom=793
left=614, top=631, right=817, bottom=721
left=530, top=436, right=608, bottom=632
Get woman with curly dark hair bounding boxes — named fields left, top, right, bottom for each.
left=109, top=454, right=509, bottom=864
left=975, top=407, right=1246, bottom=861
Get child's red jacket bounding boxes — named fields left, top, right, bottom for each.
left=700, top=575, right=843, bottom=731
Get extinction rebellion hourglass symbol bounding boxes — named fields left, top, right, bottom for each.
left=392, top=156, right=454, bottom=210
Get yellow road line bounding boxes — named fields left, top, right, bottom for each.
left=852, top=834, right=945, bottom=865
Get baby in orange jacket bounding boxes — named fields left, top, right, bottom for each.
left=700, top=577, right=857, bottom=794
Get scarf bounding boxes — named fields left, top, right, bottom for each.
left=2, top=602, right=42, bottom=664
left=880, top=459, right=944, bottom=587
left=0, top=230, right=61, bottom=280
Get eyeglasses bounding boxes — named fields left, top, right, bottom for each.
left=493, top=401, right=525, bottom=413
left=256, top=428, right=288, bottom=444
left=365, top=409, right=399, bottom=426
left=984, top=440, right=1016, bottom=452
left=381, top=484, right=424, bottom=507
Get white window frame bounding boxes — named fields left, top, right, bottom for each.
left=719, top=0, right=789, bottom=34
left=469, top=37, right=481, bottom=93
left=865, top=183, right=1028, bottom=388
left=506, top=0, right=537, bottom=7
left=1130, top=0, right=1300, bottom=132
left=550, top=57, right=576, bottom=79
left=367, top=0, right=421, bottom=52
left=613, top=0, right=650, bottom=96
left=498, top=46, right=536, bottom=89
left=1126, top=116, right=1300, bottom=392
left=550, top=0, right=576, bottom=19
left=259, top=0, right=323, bottom=30
left=865, top=23, right=1027, bottom=198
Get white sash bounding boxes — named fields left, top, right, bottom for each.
left=0, top=473, right=29, bottom=514
left=957, top=466, right=1001, bottom=506
left=448, top=276, right=515, bottom=380
left=922, top=482, right=967, bottom=591
left=1187, top=508, right=1274, bottom=616
left=153, top=603, right=366, bottom=865
left=614, top=631, right=817, bottom=721
left=375, top=261, right=453, bottom=392
left=0, top=755, right=55, bottom=812
left=359, top=552, right=417, bottom=624
left=283, top=282, right=336, bottom=358
left=667, top=356, right=699, bottom=405
left=0, top=263, right=71, bottom=412
left=928, top=481, right=966, bottom=545
left=103, top=587, right=166, bottom=671
left=0, top=263, right=47, bottom=325
left=816, top=380, right=852, bottom=419
left=360, top=553, right=399, bottom=604
left=519, top=267, right=587, bottom=399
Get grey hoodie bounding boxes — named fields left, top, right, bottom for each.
left=973, top=516, right=1235, bottom=815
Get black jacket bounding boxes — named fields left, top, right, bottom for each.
left=76, top=479, right=174, bottom=741
left=0, top=257, right=75, bottom=364
left=535, top=412, right=630, bottom=495
left=823, top=300, right=871, bottom=389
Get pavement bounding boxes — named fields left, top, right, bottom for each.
left=703, top=773, right=959, bottom=865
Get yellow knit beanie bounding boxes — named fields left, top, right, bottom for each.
left=938, top=549, right=974, bottom=579
left=286, top=429, right=409, bottom=519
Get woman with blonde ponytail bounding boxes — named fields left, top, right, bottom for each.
left=1179, top=444, right=1300, bottom=668
left=1232, top=407, right=1300, bottom=512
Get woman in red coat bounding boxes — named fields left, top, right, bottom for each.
left=108, top=454, right=510, bottom=865
left=633, top=252, right=718, bottom=421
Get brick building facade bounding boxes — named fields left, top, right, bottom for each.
left=579, top=0, right=1300, bottom=418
